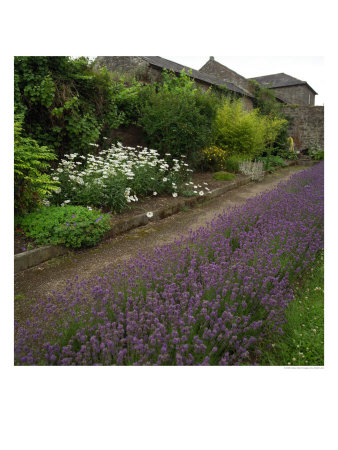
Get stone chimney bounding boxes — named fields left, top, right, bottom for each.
left=209, top=56, right=215, bottom=61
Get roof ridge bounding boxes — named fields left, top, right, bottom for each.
left=141, top=56, right=254, bottom=98
left=200, top=58, right=248, bottom=81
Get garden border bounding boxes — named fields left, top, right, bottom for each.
left=14, top=160, right=315, bottom=273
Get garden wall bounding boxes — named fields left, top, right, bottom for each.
left=282, top=105, right=324, bottom=152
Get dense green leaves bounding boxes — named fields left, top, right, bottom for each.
left=213, top=99, right=287, bottom=158
left=20, top=205, right=111, bottom=248
left=139, top=70, right=220, bottom=164
left=14, top=57, right=126, bottom=158
left=14, top=114, right=59, bottom=214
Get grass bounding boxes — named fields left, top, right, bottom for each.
left=259, top=251, right=324, bottom=366
left=212, top=171, right=235, bottom=181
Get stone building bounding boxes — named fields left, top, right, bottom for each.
left=198, top=57, right=323, bottom=151
left=199, top=56, right=251, bottom=93
left=248, top=73, right=317, bottom=106
left=95, top=56, right=323, bottom=152
left=95, top=56, right=255, bottom=110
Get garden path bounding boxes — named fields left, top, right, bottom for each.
left=14, top=165, right=307, bottom=305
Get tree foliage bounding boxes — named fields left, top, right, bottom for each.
left=138, top=70, right=221, bottom=164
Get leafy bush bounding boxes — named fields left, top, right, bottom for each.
left=248, top=79, right=283, bottom=117
left=14, top=57, right=129, bottom=159
left=213, top=99, right=286, bottom=158
left=14, top=114, right=59, bottom=215
left=269, top=137, right=297, bottom=160
left=201, top=146, right=253, bottom=173
left=248, top=79, right=291, bottom=151
left=48, top=144, right=197, bottom=213
left=212, top=171, right=235, bottom=181
left=258, top=155, right=287, bottom=172
left=309, top=146, right=324, bottom=161
left=20, top=206, right=111, bottom=248
left=223, top=154, right=250, bottom=173
left=139, top=70, right=219, bottom=163
left=112, top=78, right=148, bottom=126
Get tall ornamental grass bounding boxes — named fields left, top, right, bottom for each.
left=15, top=163, right=324, bottom=365
left=213, top=99, right=287, bottom=158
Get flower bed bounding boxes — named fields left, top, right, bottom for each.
left=15, top=163, right=324, bottom=365
left=48, top=144, right=200, bottom=213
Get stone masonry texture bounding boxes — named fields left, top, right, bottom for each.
left=200, top=59, right=250, bottom=92
left=282, top=106, right=324, bottom=151
left=274, top=85, right=315, bottom=106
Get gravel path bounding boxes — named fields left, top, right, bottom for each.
left=14, top=165, right=308, bottom=304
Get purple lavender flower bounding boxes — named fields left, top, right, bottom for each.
left=14, top=163, right=324, bottom=366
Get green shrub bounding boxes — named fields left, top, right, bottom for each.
left=309, top=147, right=324, bottom=161
left=20, top=206, right=111, bottom=248
left=14, top=57, right=128, bottom=159
left=248, top=79, right=291, bottom=151
left=212, top=171, right=235, bottom=181
left=248, top=79, right=282, bottom=117
left=113, top=78, right=148, bottom=126
left=213, top=99, right=286, bottom=158
left=139, top=70, right=219, bottom=163
left=14, top=114, right=59, bottom=215
left=258, top=155, right=287, bottom=172
left=223, top=154, right=250, bottom=173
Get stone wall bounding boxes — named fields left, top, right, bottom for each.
left=241, top=96, right=254, bottom=111
left=274, top=84, right=315, bottom=106
left=282, top=105, right=324, bottom=152
left=108, top=124, right=146, bottom=148
left=94, top=56, right=162, bottom=83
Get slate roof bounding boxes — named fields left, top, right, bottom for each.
left=141, top=56, right=254, bottom=98
left=248, top=73, right=317, bottom=95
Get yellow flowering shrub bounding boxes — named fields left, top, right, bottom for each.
left=202, top=145, right=228, bottom=170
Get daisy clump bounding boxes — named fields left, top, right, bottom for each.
left=48, top=144, right=194, bottom=213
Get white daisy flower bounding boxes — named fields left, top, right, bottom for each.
left=172, top=192, right=178, bottom=198
left=153, top=192, right=157, bottom=196
left=146, top=211, right=153, bottom=218
left=199, top=191, right=204, bottom=196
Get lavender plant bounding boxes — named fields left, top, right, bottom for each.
left=15, top=163, right=324, bottom=365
